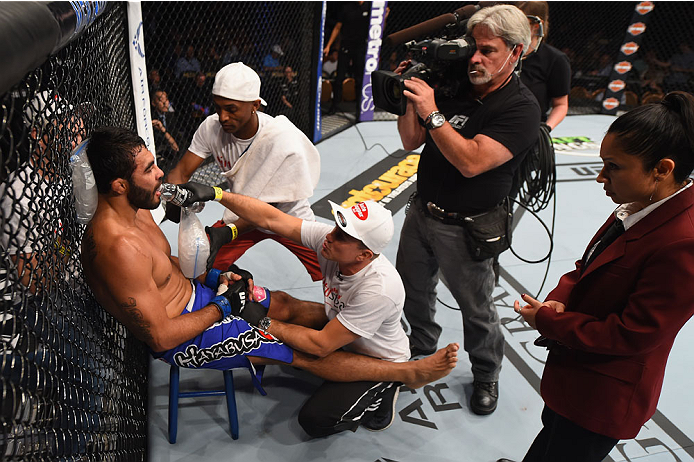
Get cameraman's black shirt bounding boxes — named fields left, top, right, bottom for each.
left=417, top=74, right=540, bottom=214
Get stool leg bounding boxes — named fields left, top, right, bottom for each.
left=169, top=365, right=180, bottom=444
left=223, top=370, right=239, bottom=440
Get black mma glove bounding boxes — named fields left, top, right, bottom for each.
left=179, top=181, right=223, bottom=207
left=209, top=279, right=247, bottom=320
left=228, top=264, right=253, bottom=285
left=204, top=264, right=253, bottom=291
left=237, top=301, right=269, bottom=327
left=205, top=225, right=234, bottom=271
left=165, top=202, right=181, bottom=223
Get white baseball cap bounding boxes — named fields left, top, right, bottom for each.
left=212, top=62, right=267, bottom=106
left=329, top=200, right=394, bottom=254
left=272, top=44, right=284, bottom=56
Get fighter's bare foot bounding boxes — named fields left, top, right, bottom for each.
left=405, top=343, right=459, bottom=389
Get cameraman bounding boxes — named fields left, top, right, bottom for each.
left=395, top=5, right=540, bottom=415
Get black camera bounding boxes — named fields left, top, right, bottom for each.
left=372, top=35, right=476, bottom=116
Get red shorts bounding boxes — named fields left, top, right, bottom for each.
left=210, top=220, right=323, bottom=281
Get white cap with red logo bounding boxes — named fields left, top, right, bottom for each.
left=328, top=200, right=394, bottom=254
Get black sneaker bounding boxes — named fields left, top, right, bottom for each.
left=362, top=384, right=400, bottom=431
left=471, top=381, right=498, bottom=415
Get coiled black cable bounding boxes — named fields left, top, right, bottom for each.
left=506, top=124, right=557, bottom=296
left=515, top=124, right=556, bottom=213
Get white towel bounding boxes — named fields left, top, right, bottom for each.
left=221, top=115, right=320, bottom=223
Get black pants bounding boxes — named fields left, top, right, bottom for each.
left=298, top=380, right=395, bottom=438
left=332, top=45, right=365, bottom=107
left=522, top=406, right=619, bottom=462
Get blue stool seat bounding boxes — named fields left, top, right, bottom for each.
left=168, top=365, right=239, bottom=443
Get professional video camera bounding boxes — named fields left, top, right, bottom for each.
left=372, top=5, right=480, bottom=116
left=372, top=38, right=475, bottom=116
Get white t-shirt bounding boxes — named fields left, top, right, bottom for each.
left=188, top=112, right=314, bottom=222
left=301, top=221, right=410, bottom=362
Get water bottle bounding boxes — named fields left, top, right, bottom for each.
left=159, top=183, right=208, bottom=277
left=69, top=140, right=97, bottom=224
left=159, top=183, right=191, bottom=207
left=159, top=183, right=205, bottom=212
left=178, top=207, right=210, bottom=279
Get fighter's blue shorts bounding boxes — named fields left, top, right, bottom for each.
left=152, top=281, right=293, bottom=384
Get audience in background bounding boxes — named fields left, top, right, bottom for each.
left=221, top=38, right=240, bottom=66
left=263, top=44, right=285, bottom=73
left=280, top=65, right=300, bottom=123
left=151, top=89, right=182, bottom=173
left=202, top=44, right=223, bottom=76
left=175, top=45, right=201, bottom=79
left=664, top=42, right=694, bottom=93
left=188, top=72, right=212, bottom=119
left=148, top=68, right=164, bottom=95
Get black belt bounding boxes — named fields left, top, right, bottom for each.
left=418, top=196, right=473, bottom=224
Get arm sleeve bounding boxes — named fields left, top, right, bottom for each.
left=545, top=262, right=582, bottom=305
left=300, top=220, right=332, bottom=253
left=479, top=94, right=541, bottom=157
left=537, top=238, right=694, bottom=356
left=187, top=118, right=214, bottom=160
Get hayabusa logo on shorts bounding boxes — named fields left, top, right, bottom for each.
left=173, top=328, right=282, bottom=368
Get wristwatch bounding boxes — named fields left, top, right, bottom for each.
left=425, top=110, right=446, bottom=130
left=259, top=316, right=272, bottom=331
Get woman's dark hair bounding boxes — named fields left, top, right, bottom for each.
left=518, top=1, right=550, bottom=38
left=607, top=91, right=694, bottom=183
left=86, top=126, right=146, bottom=194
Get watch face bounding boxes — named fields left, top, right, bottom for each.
left=431, top=113, right=446, bottom=128
left=260, top=317, right=271, bottom=331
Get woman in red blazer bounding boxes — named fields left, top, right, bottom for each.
left=505, top=91, right=694, bottom=462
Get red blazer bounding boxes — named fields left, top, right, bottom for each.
left=536, top=185, right=694, bottom=439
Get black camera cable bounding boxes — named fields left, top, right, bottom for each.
left=353, top=116, right=411, bottom=159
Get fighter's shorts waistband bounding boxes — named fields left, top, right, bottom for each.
left=184, top=280, right=196, bottom=313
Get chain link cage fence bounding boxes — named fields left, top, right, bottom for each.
left=1, top=3, right=148, bottom=460
left=140, top=1, right=321, bottom=183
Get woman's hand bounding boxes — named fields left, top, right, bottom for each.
left=514, top=295, right=565, bottom=329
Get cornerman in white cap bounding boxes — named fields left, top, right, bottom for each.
left=166, top=62, right=323, bottom=282
left=172, top=182, right=459, bottom=437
